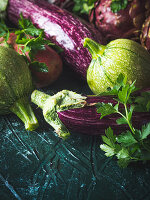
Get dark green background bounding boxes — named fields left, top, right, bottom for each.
left=0, top=66, right=150, bottom=200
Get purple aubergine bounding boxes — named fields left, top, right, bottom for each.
left=89, top=0, right=150, bottom=42
left=140, top=16, right=150, bottom=53
left=58, top=96, right=150, bottom=135
left=47, top=0, right=74, bottom=11
left=7, top=0, right=105, bottom=80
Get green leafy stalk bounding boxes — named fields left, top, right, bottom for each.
left=0, top=13, right=62, bottom=73
left=97, top=74, right=150, bottom=167
left=31, top=90, right=87, bottom=139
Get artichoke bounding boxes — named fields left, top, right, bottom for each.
left=140, top=16, right=150, bottom=53
left=89, top=0, right=150, bottom=42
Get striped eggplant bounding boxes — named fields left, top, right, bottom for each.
left=31, top=88, right=150, bottom=136
left=7, top=0, right=105, bottom=79
left=58, top=96, right=150, bottom=135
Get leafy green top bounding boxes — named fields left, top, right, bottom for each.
left=0, top=13, right=62, bottom=73
left=110, top=0, right=128, bottom=13
left=72, top=0, right=129, bottom=14
left=97, top=74, right=150, bottom=168
left=73, top=0, right=97, bottom=14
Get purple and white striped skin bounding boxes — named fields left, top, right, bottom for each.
left=7, top=0, right=105, bottom=79
left=58, top=96, right=150, bottom=135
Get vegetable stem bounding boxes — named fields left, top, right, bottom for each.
left=31, top=90, right=86, bottom=139
left=83, top=38, right=105, bottom=59
left=124, top=104, right=135, bottom=134
left=31, top=90, right=50, bottom=109
left=10, top=96, right=39, bottom=131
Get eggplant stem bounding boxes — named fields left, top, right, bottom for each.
left=31, top=90, right=86, bottom=139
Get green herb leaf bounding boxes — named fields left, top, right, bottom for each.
left=128, top=105, right=134, bottom=122
left=100, top=127, right=122, bottom=157
left=18, top=13, right=43, bottom=37
left=14, top=14, right=63, bottom=63
left=141, top=123, right=150, bottom=140
left=116, top=147, right=130, bottom=159
left=116, top=131, right=137, bottom=147
left=102, top=135, right=113, bottom=147
left=134, top=91, right=150, bottom=112
left=110, top=0, right=128, bottom=13
left=16, top=37, right=30, bottom=45
left=73, top=0, right=97, bottom=14
left=0, top=20, right=10, bottom=41
left=99, top=73, right=125, bottom=96
left=117, top=81, right=136, bottom=104
left=100, top=144, right=115, bottom=157
left=118, top=85, right=129, bottom=103
left=99, top=73, right=150, bottom=168
left=96, top=102, right=117, bottom=119
left=116, top=117, right=127, bottom=125
left=105, top=127, right=116, bottom=147
left=30, top=61, right=48, bottom=73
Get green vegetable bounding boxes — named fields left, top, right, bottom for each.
left=0, top=46, right=38, bottom=131
left=84, top=38, right=150, bottom=95
left=0, top=14, right=62, bottom=73
left=31, top=90, right=86, bottom=139
left=97, top=74, right=150, bottom=168
left=0, top=20, right=10, bottom=47
left=73, top=0, right=128, bottom=15
left=110, top=0, right=128, bottom=13
left=16, top=13, right=62, bottom=57
left=73, top=0, right=97, bottom=14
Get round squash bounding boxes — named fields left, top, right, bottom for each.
left=84, top=38, right=150, bottom=94
left=0, top=46, right=38, bottom=130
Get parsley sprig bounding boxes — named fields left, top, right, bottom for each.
left=15, top=13, right=63, bottom=72
left=0, top=13, right=62, bottom=73
left=0, top=20, right=10, bottom=47
left=97, top=74, right=150, bottom=168
left=110, top=0, right=128, bottom=13
left=72, top=0, right=128, bottom=15
left=73, top=0, right=97, bottom=14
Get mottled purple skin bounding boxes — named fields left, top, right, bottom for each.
left=47, top=0, right=74, bottom=11
left=89, top=0, right=150, bottom=42
left=7, top=0, right=105, bottom=79
left=58, top=96, right=150, bottom=135
left=140, top=16, right=150, bottom=53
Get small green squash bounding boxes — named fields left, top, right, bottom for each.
left=84, top=38, right=150, bottom=94
left=0, top=46, right=38, bottom=130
